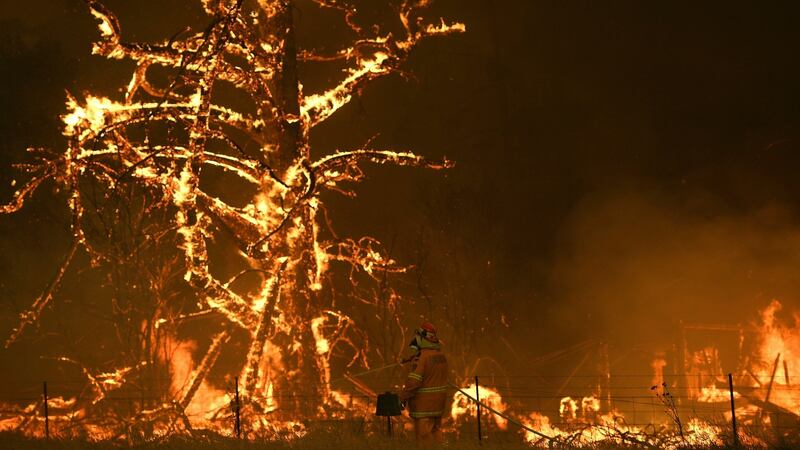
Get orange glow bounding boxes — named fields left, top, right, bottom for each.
left=1, top=0, right=462, bottom=440
left=451, top=383, right=508, bottom=429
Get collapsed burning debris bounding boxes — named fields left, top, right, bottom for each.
left=444, top=300, right=800, bottom=447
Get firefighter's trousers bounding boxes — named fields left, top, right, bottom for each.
left=413, top=416, right=443, bottom=443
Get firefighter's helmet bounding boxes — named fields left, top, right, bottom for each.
left=417, top=321, right=438, bottom=342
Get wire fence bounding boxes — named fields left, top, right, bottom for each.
left=1, top=372, right=799, bottom=441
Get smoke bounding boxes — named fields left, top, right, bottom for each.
left=548, top=185, right=800, bottom=349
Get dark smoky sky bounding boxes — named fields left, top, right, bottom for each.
left=3, top=0, right=800, bottom=381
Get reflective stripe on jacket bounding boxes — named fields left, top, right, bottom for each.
left=401, top=347, right=449, bottom=418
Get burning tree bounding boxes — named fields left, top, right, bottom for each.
left=1, top=0, right=462, bottom=437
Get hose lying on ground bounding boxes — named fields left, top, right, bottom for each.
left=337, top=364, right=557, bottom=443
left=449, top=383, right=556, bottom=443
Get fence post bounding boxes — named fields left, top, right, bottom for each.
left=234, top=376, right=241, bottom=439
left=475, top=376, right=482, bottom=445
left=728, top=373, right=738, bottom=446
left=43, top=381, right=49, bottom=440
left=783, top=360, right=790, bottom=385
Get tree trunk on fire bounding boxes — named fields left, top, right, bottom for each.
left=256, top=1, right=326, bottom=418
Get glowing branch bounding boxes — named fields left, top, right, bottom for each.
left=313, top=149, right=453, bottom=172
left=53, top=357, right=147, bottom=406
left=179, top=331, right=231, bottom=410
left=4, top=241, right=80, bottom=348
left=301, top=15, right=466, bottom=128
left=0, top=159, right=60, bottom=215
left=309, top=0, right=360, bottom=33
left=85, top=0, right=123, bottom=58
left=1, top=0, right=462, bottom=437
left=325, top=237, right=409, bottom=276
left=243, top=259, right=286, bottom=401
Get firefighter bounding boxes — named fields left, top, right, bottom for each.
left=400, top=321, right=449, bottom=443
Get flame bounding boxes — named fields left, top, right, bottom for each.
left=520, top=408, right=649, bottom=447
left=651, top=355, right=667, bottom=387
left=451, top=383, right=508, bottom=429
left=697, top=385, right=739, bottom=402
left=750, top=300, right=800, bottom=414
left=311, top=316, right=330, bottom=355
left=1, top=0, right=463, bottom=440
left=756, top=301, right=798, bottom=385
left=449, top=382, right=733, bottom=447
left=682, top=301, right=800, bottom=415
left=684, top=418, right=723, bottom=447
left=559, top=396, right=578, bottom=420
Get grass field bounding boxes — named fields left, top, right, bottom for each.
left=2, top=419, right=798, bottom=450
left=0, top=432, right=516, bottom=450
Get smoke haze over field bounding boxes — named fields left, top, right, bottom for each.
left=550, top=187, right=800, bottom=346
left=3, top=0, right=800, bottom=389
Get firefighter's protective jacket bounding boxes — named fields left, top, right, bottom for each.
left=401, top=338, right=449, bottom=418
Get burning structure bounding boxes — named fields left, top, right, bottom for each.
left=443, top=300, right=800, bottom=447
left=676, top=301, right=800, bottom=431
left=0, top=0, right=463, bottom=439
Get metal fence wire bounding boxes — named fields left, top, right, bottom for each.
left=1, top=372, right=798, bottom=443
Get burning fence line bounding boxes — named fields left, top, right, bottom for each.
left=447, top=382, right=731, bottom=448
left=0, top=371, right=791, bottom=446
left=4, top=294, right=800, bottom=444
left=442, top=300, right=800, bottom=447
left=1, top=297, right=799, bottom=445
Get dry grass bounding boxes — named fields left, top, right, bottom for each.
left=0, top=431, right=516, bottom=450
left=1, top=429, right=798, bottom=450
left=0, top=436, right=732, bottom=450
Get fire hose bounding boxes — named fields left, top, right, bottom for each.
left=335, top=365, right=555, bottom=443
left=448, top=383, right=555, bottom=443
